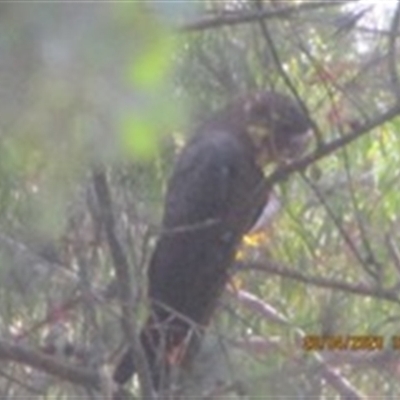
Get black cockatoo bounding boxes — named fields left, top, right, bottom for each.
left=113, top=91, right=311, bottom=390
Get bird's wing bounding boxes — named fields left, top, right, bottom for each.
left=162, top=131, right=245, bottom=230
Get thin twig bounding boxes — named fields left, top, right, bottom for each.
left=236, top=259, right=399, bottom=303
left=340, top=144, right=382, bottom=280
left=385, top=233, right=400, bottom=278
left=254, top=1, right=323, bottom=146
left=301, top=172, right=372, bottom=277
left=388, top=1, right=400, bottom=102
left=234, top=290, right=365, bottom=400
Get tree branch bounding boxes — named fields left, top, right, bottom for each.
left=253, top=0, right=323, bottom=146
left=181, top=1, right=356, bottom=32
left=388, top=1, right=400, bottom=102
left=236, top=259, right=399, bottom=303
left=301, top=172, right=375, bottom=278
left=0, top=339, right=99, bottom=388
left=92, top=169, right=154, bottom=399
left=234, top=290, right=365, bottom=400
left=264, top=101, right=400, bottom=189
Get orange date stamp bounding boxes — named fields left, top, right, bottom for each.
left=391, top=336, right=400, bottom=350
left=303, top=335, right=383, bottom=351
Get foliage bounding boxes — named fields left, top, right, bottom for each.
left=0, top=1, right=400, bottom=399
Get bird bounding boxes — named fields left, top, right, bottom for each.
left=113, top=90, right=311, bottom=391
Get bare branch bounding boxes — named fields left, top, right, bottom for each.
left=236, top=259, right=399, bottom=303
left=234, top=290, right=365, bottom=400
left=301, top=172, right=374, bottom=278
left=0, top=339, right=99, bottom=388
left=388, top=1, right=400, bottom=102
left=254, top=1, right=324, bottom=146
left=92, top=169, right=154, bottom=399
left=181, top=1, right=357, bottom=32
left=264, top=101, right=400, bottom=189
left=232, top=289, right=289, bottom=326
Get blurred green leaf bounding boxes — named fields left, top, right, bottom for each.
left=120, top=113, right=159, bottom=160
left=128, top=35, right=176, bottom=89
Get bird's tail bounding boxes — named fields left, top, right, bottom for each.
left=113, top=317, right=192, bottom=389
left=113, top=325, right=159, bottom=387
left=113, top=345, right=136, bottom=386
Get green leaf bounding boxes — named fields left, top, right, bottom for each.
left=120, top=114, right=159, bottom=160
left=128, top=35, right=176, bottom=89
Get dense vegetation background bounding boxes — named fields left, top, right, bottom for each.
left=0, top=1, right=400, bottom=399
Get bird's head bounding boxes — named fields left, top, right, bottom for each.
left=243, top=91, right=312, bottom=166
